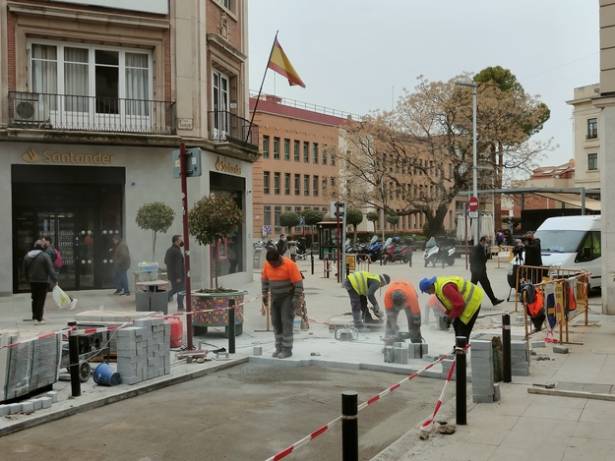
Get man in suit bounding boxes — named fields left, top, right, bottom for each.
left=470, top=236, right=503, bottom=307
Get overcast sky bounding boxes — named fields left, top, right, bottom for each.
left=248, top=0, right=599, bottom=167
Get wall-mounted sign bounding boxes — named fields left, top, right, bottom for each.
left=50, top=0, right=168, bottom=15
left=215, top=156, right=242, bottom=176
left=22, top=148, right=112, bottom=165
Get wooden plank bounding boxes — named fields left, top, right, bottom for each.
left=528, top=386, right=615, bottom=402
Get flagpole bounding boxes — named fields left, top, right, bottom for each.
left=245, top=30, right=278, bottom=144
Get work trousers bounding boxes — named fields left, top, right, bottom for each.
left=344, top=282, right=366, bottom=328
left=385, top=307, right=422, bottom=342
left=168, top=279, right=185, bottom=311
left=271, top=294, right=295, bottom=352
left=30, top=282, right=48, bottom=321
left=452, top=307, right=481, bottom=342
left=471, top=271, right=498, bottom=304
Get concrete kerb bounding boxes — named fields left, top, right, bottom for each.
left=0, top=355, right=248, bottom=438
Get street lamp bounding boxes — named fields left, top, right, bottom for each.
left=456, top=80, right=479, bottom=244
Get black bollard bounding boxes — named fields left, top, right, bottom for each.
left=228, top=300, right=236, bottom=354
left=341, top=391, right=358, bottom=461
left=502, top=314, right=512, bottom=383
left=68, top=332, right=81, bottom=397
left=311, top=251, right=315, bottom=275
left=455, top=336, right=467, bottom=425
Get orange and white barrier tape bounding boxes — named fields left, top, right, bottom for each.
left=420, top=359, right=456, bottom=430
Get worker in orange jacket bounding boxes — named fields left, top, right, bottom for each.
left=384, top=280, right=422, bottom=343
left=262, top=247, right=304, bottom=359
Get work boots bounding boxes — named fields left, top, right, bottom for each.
left=277, top=350, right=292, bottom=359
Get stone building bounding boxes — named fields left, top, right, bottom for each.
left=0, top=0, right=257, bottom=294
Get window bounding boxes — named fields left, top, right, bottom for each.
left=212, top=69, right=230, bottom=133
left=274, top=206, right=281, bottom=227
left=284, top=173, right=291, bottom=195
left=294, top=140, right=300, bottom=161
left=262, top=135, right=270, bottom=159
left=263, top=171, right=270, bottom=194
left=587, top=118, right=598, bottom=139
left=331, top=153, right=336, bottom=166
left=577, top=231, right=601, bottom=262
left=303, top=141, right=310, bottom=162
left=64, top=47, right=88, bottom=112
left=304, top=175, right=310, bottom=196
left=264, top=206, right=271, bottom=226
left=322, top=177, right=328, bottom=192
left=312, top=143, right=319, bottom=163
left=273, top=137, right=280, bottom=159
left=219, top=0, right=232, bottom=10
left=322, top=147, right=328, bottom=165
left=313, top=175, right=319, bottom=196
left=274, top=172, right=281, bottom=195
left=588, top=153, right=598, bottom=171
left=284, top=138, right=291, bottom=160
left=294, top=174, right=301, bottom=195
left=330, top=177, right=336, bottom=188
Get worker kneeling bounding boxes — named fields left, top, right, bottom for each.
left=384, top=281, right=422, bottom=343
left=419, top=276, right=484, bottom=341
left=343, top=271, right=390, bottom=329
left=262, top=247, right=304, bottom=359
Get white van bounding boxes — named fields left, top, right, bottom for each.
left=534, top=215, right=601, bottom=288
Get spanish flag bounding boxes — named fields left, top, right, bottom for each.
left=267, top=37, right=305, bottom=88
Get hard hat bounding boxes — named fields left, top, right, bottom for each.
left=419, top=277, right=437, bottom=293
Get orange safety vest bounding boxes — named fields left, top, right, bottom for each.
left=262, top=257, right=303, bottom=297
left=384, top=281, right=420, bottom=315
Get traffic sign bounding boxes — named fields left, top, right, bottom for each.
left=468, top=196, right=479, bottom=212
left=468, top=211, right=478, bottom=219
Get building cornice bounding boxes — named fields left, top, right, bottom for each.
left=206, top=33, right=246, bottom=62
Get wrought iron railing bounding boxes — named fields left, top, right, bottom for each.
left=208, top=110, right=258, bottom=147
left=8, top=91, right=176, bottom=135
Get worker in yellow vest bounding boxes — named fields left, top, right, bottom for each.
left=343, top=271, right=390, bottom=329
left=419, top=276, right=484, bottom=340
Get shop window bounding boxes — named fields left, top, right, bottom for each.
left=303, top=141, right=309, bottom=162
left=284, top=173, right=291, bottom=195
left=274, top=172, right=281, bottom=195
left=262, top=135, right=270, bottom=159
left=263, top=171, right=270, bottom=194
left=304, top=175, right=310, bottom=196
left=294, top=140, right=300, bottom=161
left=284, top=138, right=291, bottom=160
left=273, top=137, right=280, bottom=159
left=294, top=174, right=301, bottom=195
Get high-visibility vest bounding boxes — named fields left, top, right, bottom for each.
left=347, top=271, right=381, bottom=296
left=384, top=281, right=420, bottom=314
left=434, top=276, right=484, bottom=325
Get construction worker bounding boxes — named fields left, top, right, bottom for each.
left=384, top=280, right=422, bottom=343
left=419, top=276, right=484, bottom=340
left=262, top=247, right=304, bottom=359
left=343, top=271, right=391, bottom=329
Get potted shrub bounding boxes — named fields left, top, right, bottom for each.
left=135, top=202, right=175, bottom=260
left=188, top=194, right=245, bottom=336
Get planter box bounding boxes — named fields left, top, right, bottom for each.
left=191, top=290, right=246, bottom=337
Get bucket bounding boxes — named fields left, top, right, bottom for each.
left=93, top=363, right=121, bottom=386
left=165, top=316, right=183, bottom=348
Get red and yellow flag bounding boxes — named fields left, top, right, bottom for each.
left=267, top=38, right=305, bottom=88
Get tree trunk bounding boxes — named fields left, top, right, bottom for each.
left=353, top=224, right=358, bottom=244
left=152, top=231, right=157, bottom=261
left=424, top=205, right=448, bottom=237
left=495, top=143, right=504, bottom=231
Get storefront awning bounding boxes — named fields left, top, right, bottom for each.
left=534, top=192, right=601, bottom=211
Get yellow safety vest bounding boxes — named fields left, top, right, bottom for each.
left=434, top=276, right=484, bottom=325
left=347, top=271, right=381, bottom=296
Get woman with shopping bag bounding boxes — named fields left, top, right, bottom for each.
left=23, top=240, right=57, bottom=324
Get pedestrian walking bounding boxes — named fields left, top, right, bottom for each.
left=276, top=233, right=288, bottom=256
left=262, top=247, right=304, bottom=358
left=383, top=280, right=422, bottom=342
left=419, top=276, right=484, bottom=341
left=112, top=235, right=131, bottom=295
left=164, top=235, right=185, bottom=311
left=470, top=236, right=503, bottom=306
left=23, top=240, right=57, bottom=324
left=343, top=271, right=390, bottom=329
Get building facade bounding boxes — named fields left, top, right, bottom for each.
left=0, top=0, right=257, bottom=294
left=250, top=94, right=348, bottom=238
left=568, top=84, right=601, bottom=189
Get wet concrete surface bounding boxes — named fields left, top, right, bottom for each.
left=0, top=363, right=445, bottom=461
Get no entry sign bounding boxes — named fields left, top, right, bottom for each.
left=468, top=196, right=479, bottom=212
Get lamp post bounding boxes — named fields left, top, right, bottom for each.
left=456, top=81, right=479, bottom=244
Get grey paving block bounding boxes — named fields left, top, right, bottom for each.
left=39, top=397, right=52, bottom=409
left=8, top=403, right=21, bottom=414
left=46, top=391, right=58, bottom=403
left=0, top=405, right=8, bottom=416
left=21, top=401, right=34, bottom=414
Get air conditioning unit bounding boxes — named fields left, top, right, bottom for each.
left=15, top=101, right=36, bottom=121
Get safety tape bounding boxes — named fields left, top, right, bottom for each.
left=264, top=354, right=448, bottom=461
left=420, top=359, right=456, bottom=430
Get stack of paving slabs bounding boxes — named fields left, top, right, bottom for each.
left=470, top=339, right=500, bottom=403
left=511, top=339, right=530, bottom=376
left=0, top=330, right=61, bottom=402
left=384, top=341, right=429, bottom=364
left=116, top=318, right=171, bottom=385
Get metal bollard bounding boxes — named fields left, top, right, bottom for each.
left=341, top=391, right=358, bottom=461
left=455, top=336, right=467, bottom=425
left=311, top=251, right=315, bottom=275
left=502, top=314, right=512, bottom=383
left=68, top=331, right=81, bottom=397
left=228, top=300, right=236, bottom=354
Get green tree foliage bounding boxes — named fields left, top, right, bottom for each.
left=385, top=213, right=399, bottom=228
left=189, top=195, right=242, bottom=245
left=300, top=209, right=324, bottom=226
left=280, top=211, right=300, bottom=233
left=135, top=202, right=175, bottom=260
left=366, top=211, right=379, bottom=232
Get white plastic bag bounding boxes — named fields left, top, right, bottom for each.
left=52, top=285, right=71, bottom=309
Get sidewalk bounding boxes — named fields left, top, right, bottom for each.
left=374, top=302, right=615, bottom=461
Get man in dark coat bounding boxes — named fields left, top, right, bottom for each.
left=23, top=240, right=57, bottom=323
left=523, top=232, right=544, bottom=283
left=164, top=235, right=185, bottom=311
left=470, top=236, right=503, bottom=306
left=112, top=235, right=131, bottom=295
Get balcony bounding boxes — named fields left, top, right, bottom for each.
left=208, top=110, right=258, bottom=148
left=8, top=91, right=176, bottom=135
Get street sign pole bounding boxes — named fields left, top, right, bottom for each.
left=179, top=142, right=193, bottom=350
